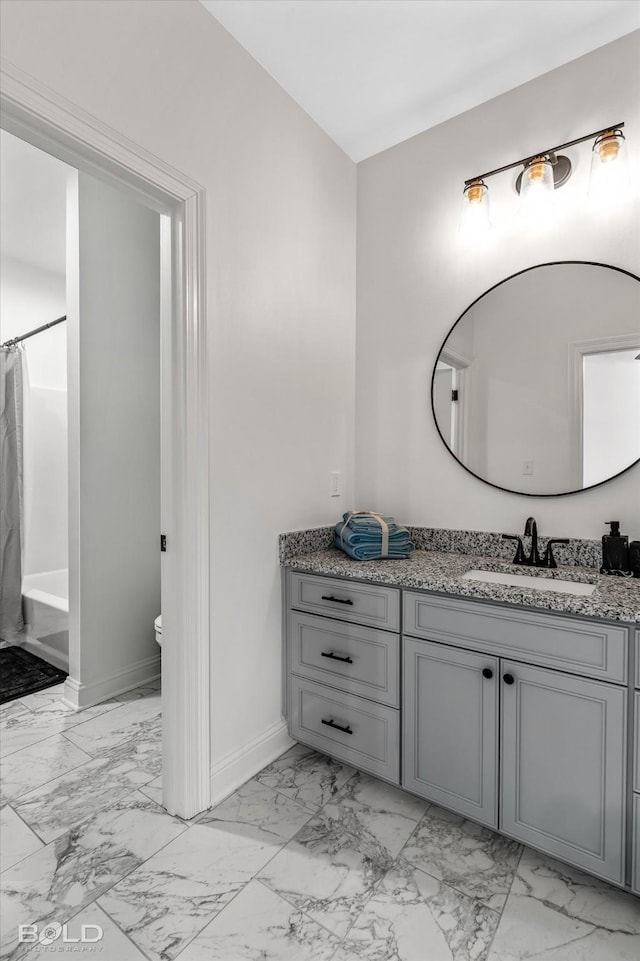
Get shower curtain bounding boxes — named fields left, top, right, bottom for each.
left=0, top=346, right=25, bottom=637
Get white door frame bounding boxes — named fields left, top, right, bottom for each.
left=568, top=332, right=640, bottom=491
left=438, top=346, right=471, bottom=466
left=1, top=60, right=211, bottom=818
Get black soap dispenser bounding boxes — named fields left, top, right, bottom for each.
left=600, top=521, right=630, bottom=574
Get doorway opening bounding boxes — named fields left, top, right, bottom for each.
left=1, top=63, right=210, bottom=818
left=432, top=349, right=470, bottom=464
left=582, top=348, right=640, bottom=488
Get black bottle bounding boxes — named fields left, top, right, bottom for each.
left=629, top=541, right=640, bottom=578
left=600, top=521, right=630, bottom=574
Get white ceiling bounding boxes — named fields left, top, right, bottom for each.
left=201, top=0, right=640, bottom=161
left=1, top=129, right=69, bottom=276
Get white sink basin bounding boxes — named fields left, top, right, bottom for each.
left=462, top=569, right=596, bottom=596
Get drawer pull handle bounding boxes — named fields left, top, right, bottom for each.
left=482, top=667, right=493, bottom=679
left=321, top=595, right=354, bottom=606
left=503, top=673, right=515, bottom=685
left=321, top=651, right=353, bottom=664
left=321, top=718, right=353, bottom=735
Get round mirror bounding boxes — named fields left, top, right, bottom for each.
left=431, top=262, right=640, bottom=496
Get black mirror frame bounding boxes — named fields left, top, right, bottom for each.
left=430, top=260, right=640, bottom=498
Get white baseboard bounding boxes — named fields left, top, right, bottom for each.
left=209, top=718, right=295, bottom=808
left=64, top=654, right=161, bottom=709
left=22, top=634, right=69, bottom=673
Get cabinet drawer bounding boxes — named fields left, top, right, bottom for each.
left=633, top=795, right=640, bottom=896
left=404, top=592, right=627, bottom=683
left=288, top=612, right=399, bottom=707
left=635, top=692, right=640, bottom=794
left=289, top=675, right=399, bottom=784
left=288, top=571, right=400, bottom=632
left=636, top=632, right=640, bottom=690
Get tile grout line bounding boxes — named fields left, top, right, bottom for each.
left=0, top=700, right=130, bottom=760
left=0, top=803, right=46, bottom=871
left=483, top=845, right=526, bottom=960
left=381, top=802, right=520, bottom=937
left=254, top=761, right=424, bottom=946
left=11, top=779, right=175, bottom=861
left=256, top=745, right=360, bottom=814
left=329, top=797, right=437, bottom=948
left=9, top=758, right=162, bottom=844
left=242, top=759, right=364, bottom=941
left=2, top=738, right=95, bottom=804
left=110, top=776, right=321, bottom=961
left=91, top=790, right=278, bottom=952
left=253, top=874, right=340, bottom=941
left=96, top=901, right=156, bottom=961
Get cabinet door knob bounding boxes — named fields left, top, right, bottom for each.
left=503, top=673, right=515, bottom=685
left=482, top=667, right=493, bottom=679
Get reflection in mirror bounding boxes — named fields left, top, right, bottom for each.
left=432, top=263, right=640, bottom=496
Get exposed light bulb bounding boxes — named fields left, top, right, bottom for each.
left=518, top=157, right=555, bottom=221
left=460, top=179, right=491, bottom=239
left=589, top=130, right=630, bottom=203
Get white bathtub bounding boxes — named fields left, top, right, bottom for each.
left=22, top=569, right=69, bottom=671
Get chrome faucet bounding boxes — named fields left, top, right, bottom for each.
left=502, top=517, right=569, bottom=568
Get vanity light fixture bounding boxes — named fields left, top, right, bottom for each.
left=461, top=122, right=627, bottom=232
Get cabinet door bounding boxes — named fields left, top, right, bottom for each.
left=403, top=637, right=498, bottom=827
left=635, top=692, right=640, bottom=794
left=501, top=661, right=626, bottom=885
left=633, top=795, right=639, bottom=896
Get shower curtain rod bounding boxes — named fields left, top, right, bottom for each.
left=1, top=315, right=67, bottom=348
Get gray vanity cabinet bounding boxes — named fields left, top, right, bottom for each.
left=403, top=638, right=498, bottom=827
left=501, top=661, right=626, bottom=885
left=285, top=569, right=636, bottom=893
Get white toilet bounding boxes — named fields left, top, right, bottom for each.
left=154, top=615, right=162, bottom=647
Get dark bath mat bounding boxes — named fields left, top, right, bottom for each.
left=0, top=646, right=67, bottom=705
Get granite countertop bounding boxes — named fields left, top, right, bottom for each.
left=284, top=547, right=640, bottom=623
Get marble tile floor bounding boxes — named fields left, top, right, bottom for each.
left=1, top=688, right=638, bottom=961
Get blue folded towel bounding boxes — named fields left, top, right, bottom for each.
left=335, top=523, right=412, bottom=547
left=334, top=511, right=415, bottom=561
left=340, top=512, right=397, bottom=531
left=334, top=534, right=415, bottom=561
